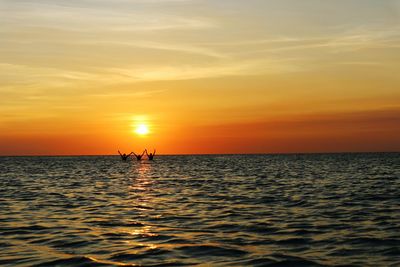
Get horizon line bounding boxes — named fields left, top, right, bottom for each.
left=0, top=151, right=398, bottom=157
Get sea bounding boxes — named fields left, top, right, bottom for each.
left=0, top=153, right=399, bottom=267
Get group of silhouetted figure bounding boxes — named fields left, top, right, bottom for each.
left=118, top=149, right=156, bottom=161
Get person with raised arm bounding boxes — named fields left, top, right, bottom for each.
left=145, top=149, right=156, bottom=160
left=118, top=150, right=133, bottom=161
left=133, top=150, right=146, bottom=161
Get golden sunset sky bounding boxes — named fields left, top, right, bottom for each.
left=1, top=0, right=399, bottom=155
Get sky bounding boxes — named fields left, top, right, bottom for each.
left=0, top=0, right=399, bottom=155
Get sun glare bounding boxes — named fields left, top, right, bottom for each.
left=135, top=124, right=149, bottom=136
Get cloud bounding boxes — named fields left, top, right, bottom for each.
left=0, top=1, right=215, bottom=32
left=106, top=57, right=301, bottom=82
left=1, top=1, right=399, bottom=86
left=89, top=89, right=166, bottom=98
left=231, top=25, right=400, bottom=57
left=197, top=108, right=400, bottom=138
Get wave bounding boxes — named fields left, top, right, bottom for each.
left=1, top=153, right=399, bottom=266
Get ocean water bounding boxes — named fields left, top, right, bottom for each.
left=0, top=153, right=399, bottom=267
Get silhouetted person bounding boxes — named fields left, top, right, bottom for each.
left=118, top=150, right=132, bottom=161
left=133, top=150, right=145, bottom=161
left=145, top=149, right=156, bottom=160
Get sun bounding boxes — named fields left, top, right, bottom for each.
left=135, top=124, right=149, bottom=136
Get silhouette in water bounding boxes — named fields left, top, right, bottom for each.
left=118, top=150, right=132, bottom=161
left=145, top=149, right=156, bottom=160
left=133, top=150, right=146, bottom=161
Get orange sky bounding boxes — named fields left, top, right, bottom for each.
left=1, top=0, right=399, bottom=155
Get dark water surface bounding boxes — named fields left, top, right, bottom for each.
left=0, top=154, right=399, bottom=266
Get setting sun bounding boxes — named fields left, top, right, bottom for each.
left=135, top=124, right=149, bottom=136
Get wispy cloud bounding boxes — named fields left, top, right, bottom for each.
left=1, top=1, right=215, bottom=32
left=89, top=89, right=166, bottom=98
left=2, top=0, right=400, bottom=85
left=1, top=1, right=400, bottom=89
left=106, top=57, right=301, bottom=82
left=231, top=25, right=400, bottom=56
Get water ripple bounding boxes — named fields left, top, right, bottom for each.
left=0, top=153, right=399, bottom=266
